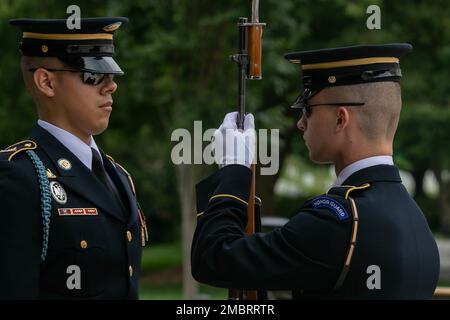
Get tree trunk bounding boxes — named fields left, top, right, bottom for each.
left=176, top=164, right=199, bottom=299
left=411, top=167, right=426, bottom=198
left=432, top=166, right=450, bottom=235
left=441, top=179, right=450, bottom=235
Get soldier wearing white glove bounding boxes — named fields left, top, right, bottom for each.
left=213, top=112, right=255, bottom=168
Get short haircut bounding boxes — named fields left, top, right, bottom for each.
left=324, top=82, right=402, bottom=141
left=20, top=56, right=64, bottom=94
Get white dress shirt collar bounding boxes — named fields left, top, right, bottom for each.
left=333, top=156, right=394, bottom=187
left=37, top=119, right=101, bottom=170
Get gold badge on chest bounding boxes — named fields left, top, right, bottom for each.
left=57, top=158, right=72, bottom=170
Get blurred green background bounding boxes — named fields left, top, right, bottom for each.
left=1, top=0, right=449, bottom=299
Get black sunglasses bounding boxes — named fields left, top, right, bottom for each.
left=28, top=67, right=113, bottom=86
left=301, top=102, right=365, bottom=118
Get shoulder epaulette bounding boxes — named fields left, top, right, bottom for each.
left=106, top=154, right=136, bottom=195
left=327, top=183, right=370, bottom=199
left=107, top=154, right=147, bottom=246
left=0, top=140, right=37, bottom=161
left=107, top=154, right=130, bottom=175
left=0, top=139, right=51, bottom=262
left=106, top=154, right=115, bottom=164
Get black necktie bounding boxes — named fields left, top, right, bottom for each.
left=91, top=147, right=125, bottom=208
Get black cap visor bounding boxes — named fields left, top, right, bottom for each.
left=290, top=88, right=320, bottom=109
left=59, top=56, right=124, bottom=75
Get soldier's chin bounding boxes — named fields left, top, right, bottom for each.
left=309, top=151, right=333, bottom=164
left=92, top=121, right=109, bottom=136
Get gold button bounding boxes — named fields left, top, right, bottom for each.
left=80, top=240, right=88, bottom=249
left=129, top=265, right=133, bottom=277
left=126, top=230, right=132, bottom=242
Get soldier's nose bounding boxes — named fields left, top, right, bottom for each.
left=101, top=77, right=117, bottom=95
left=298, top=116, right=306, bottom=131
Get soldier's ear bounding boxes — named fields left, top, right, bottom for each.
left=33, top=68, right=56, bottom=97
left=335, top=107, right=350, bottom=131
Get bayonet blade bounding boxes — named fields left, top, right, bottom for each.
left=251, top=0, right=259, bottom=23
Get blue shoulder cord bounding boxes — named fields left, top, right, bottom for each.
left=26, top=150, right=52, bottom=263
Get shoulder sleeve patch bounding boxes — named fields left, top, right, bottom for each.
left=308, top=196, right=349, bottom=221
left=0, top=140, right=37, bottom=161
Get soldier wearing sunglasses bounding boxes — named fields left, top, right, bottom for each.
left=0, top=17, right=148, bottom=299
left=192, top=43, right=440, bottom=299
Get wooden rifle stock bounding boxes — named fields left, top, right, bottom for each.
left=229, top=163, right=257, bottom=300
left=245, top=164, right=257, bottom=236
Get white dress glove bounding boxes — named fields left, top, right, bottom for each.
left=213, top=112, right=255, bottom=168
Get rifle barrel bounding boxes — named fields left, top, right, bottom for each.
left=237, top=17, right=248, bottom=129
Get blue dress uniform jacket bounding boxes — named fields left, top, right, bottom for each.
left=0, top=125, right=144, bottom=299
left=191, top=164, right=440, bottom=299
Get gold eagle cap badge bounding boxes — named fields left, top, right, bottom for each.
left=103, top=22, right=122, bottom=32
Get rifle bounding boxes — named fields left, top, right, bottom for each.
left=229, top=0, right=266, bottom=300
